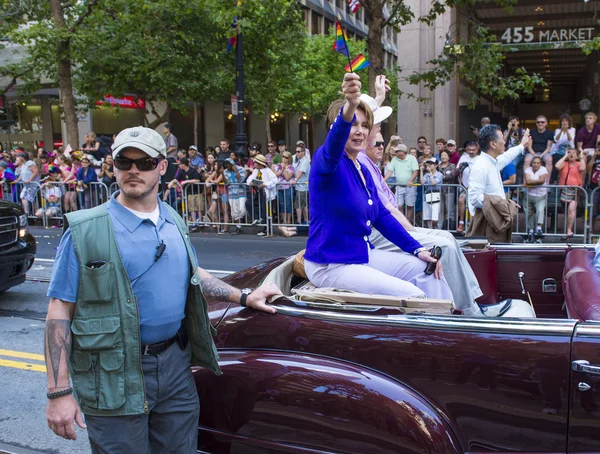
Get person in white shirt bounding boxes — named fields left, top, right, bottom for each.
left=246, top=153, right=277, bottom=236
left=468, top=124, right=531, bottom=217
left=456, top=142, right=479, bottom=233
left=523, top=156, right=548, bottom=238
left=594, top=241, right=600, bottom=273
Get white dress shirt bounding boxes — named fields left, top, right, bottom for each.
left=468, top=145, right=524, bottom=214
left=246, top=167, right=278, bottom=201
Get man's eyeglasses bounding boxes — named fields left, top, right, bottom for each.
left=447, top=144, right=456, bottom=147
left=536, top=121, right=546, bottom=124
left=114, top=157, right=163, bottom=171
left=375, top=141, right=385, bottom=147
left=268, top=145, right=276, bottom=148
left=418, top=141, right=425, bottom=144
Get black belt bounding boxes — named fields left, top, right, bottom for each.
left=141, top=326, right=186, bottom=356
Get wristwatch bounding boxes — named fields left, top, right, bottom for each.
left=413, top=247, right=429, bottom=257
left=240, top=288, right=252, bottom=307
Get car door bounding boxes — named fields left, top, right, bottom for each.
left=569, top=321, right=600, bottom=452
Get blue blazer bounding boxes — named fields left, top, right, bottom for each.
left=304, top=109, right=422, bottom=265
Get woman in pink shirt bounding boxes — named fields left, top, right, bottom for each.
left=556, top=147, right=586, bottom=239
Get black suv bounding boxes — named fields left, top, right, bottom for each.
left=0, top=200, right=36, bottom=292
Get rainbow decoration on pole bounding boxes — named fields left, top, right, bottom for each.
left=344, top=53, right=371, bottom=72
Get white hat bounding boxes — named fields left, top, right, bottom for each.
left=359, top=94, right=393, bottom=125
left=446, top=139, right=456, bottom=146
left=112, top=126, right=167, bottom=159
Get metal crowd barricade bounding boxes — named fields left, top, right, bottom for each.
left=504, top=184, right=588, bottom=241
left=82, top=182, right=110, bottom=210
left=12, top=181, right=43, bottom=225
left=183, top=182, right=271, bottom=233
left=36, top=181, right=66, bottom=227
left=109, top=182, right=120, bottom=195
left=271, top=182, right=309, bottom=234
left=161, top=180, right=185, bottom=216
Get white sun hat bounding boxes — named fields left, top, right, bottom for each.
left=359, top=94, right=393, bottom=125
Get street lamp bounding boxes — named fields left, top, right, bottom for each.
left=234, top=29, right=248, bottom=159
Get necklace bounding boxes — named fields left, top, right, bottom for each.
left=353, top=159, right=361, bottom=171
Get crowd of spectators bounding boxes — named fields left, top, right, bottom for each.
left=1, top=113, right=599, bottom=240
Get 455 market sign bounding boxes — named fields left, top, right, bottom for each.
left=500, top=27, right=595, bottom=44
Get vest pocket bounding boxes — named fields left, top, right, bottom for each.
left=71, top=316, right=121, bottom=350
left=71, top=349, right=126, bottom=411
left=81, top=262, right=115, bottom=304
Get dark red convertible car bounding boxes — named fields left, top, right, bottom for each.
left=194, top=242, right=600, bottom=453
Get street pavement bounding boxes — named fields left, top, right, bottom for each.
left=0, top=227, right=307, bottom=454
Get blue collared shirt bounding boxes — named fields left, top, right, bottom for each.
left=48, top=192, right=198, bottom=344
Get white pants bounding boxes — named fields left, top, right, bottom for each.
left=304, top=248, right=454, bottom=301
left=369, top=227, right=482, bottom=313
left=423, top=201, right=441, bottom=221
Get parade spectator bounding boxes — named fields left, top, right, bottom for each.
left=36, top=167, right=63, bottom=219
left=275, top=140, right=285, bottom=164
left=0, top=161, right=16, bottom=201
left=15, top=152, right=40, bottom=215
left=439, top=149, right=458, bottom=230
left=556, top=147, right=586, bottom=240
left=246, top=153, right=277, bottom=236
left=420, top=158, right=443, bottom=229
left=58, top=155, right=77, bottom=212
left=229, top=151, right=242, bottom=167
left=387, top=143, right=418, bottom=222
left=99, top=155, right=116, bottom=188
left=2, top=152, right=15, bottom=171
left=420, top=143, right=436, bottom=164
left=224, top=157, right=246, bottom=234
left=292, top=145, right=310, bottom=224
left=382, top=138, right=399, bottom=187
left=76, top=156, right=98, bottom=209
left=170, top=157, right=203, bottom=230
left=524, top=156, right=548, bottom=238
left=445, top=140, right=460, bottom=165
left=245, top=142, right=260, bottom=173
left=435, top=138, right=446, bottom=157
left=205, top=160, right=229, bottom=233
left=176, top=149, right=188, bottom=162
left=587, top=148, right=600, bottom=232
left=82, top=132, right=104, bottom=161
left=501, top=160, right=516, bottom=199
left=524, top=115, right=554, bottom=181
left=551, top=114, right=576, bottom=183
left=188, top=145, right=205, bottom=169
left=217, top=139, right=231, bottom=164
left=163, top=123, right=178, bottom=159
left=273, top=150, right=295, bottom=224
left=417, top=136, right=427, bottom=155
left=503, top=116, right=525, bottom=151
left=39, top=153, right=50, bottom=177
left=456, top=141, right=479, bottom=233
left=34, top=147, right=46, bottom=170
left=408, top=147, right=418, bottom=159
left=266, top=140, right=281, bottom=166
left=295, top=140, right=311, bottom=163
left=576, top=112, right=600, bottom=159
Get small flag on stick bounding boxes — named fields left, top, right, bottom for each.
left=226, top=18, right=238, bottom=52
left=332, top=20, right=349, bottom=57
left=348, top=0, right=361, bottom=13
left=345, top=53, right=371, bottom=72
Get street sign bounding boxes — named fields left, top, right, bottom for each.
left=231, top=95, right=238, bottom=116
left=500, top=27, right=595, bottom=44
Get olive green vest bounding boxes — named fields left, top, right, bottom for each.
left=66, top=203, right=220, bottom=417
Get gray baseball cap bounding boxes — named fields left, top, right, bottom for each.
left=112, top=126, right=167, bottom=159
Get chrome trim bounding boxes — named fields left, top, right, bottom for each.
left=574, top=323, right=600, bottom=338
left=490, top=243, right=594, bottom=251
left=0, top=216, right=18, bottom=248
left=270, top=305, right=576, bottom=336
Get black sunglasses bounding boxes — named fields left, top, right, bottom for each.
left=375, top=141, right=385, bottom=147
left=418, top=141, right=426, bottom=144
left=114, top=157, right=163, bottom=171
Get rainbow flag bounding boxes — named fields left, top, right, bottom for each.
left=345, top=53, right=370, bottom=72
left=226, top=18, right=238, bottom=52
left=332, top=20, right=349, bottom=57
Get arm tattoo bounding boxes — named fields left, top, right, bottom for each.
left=45, top=320, right=72, bottom=388
left=200, top=277, right=237, bottom=302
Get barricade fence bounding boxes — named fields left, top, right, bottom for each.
left=5, top=177, right=595, bottom=242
